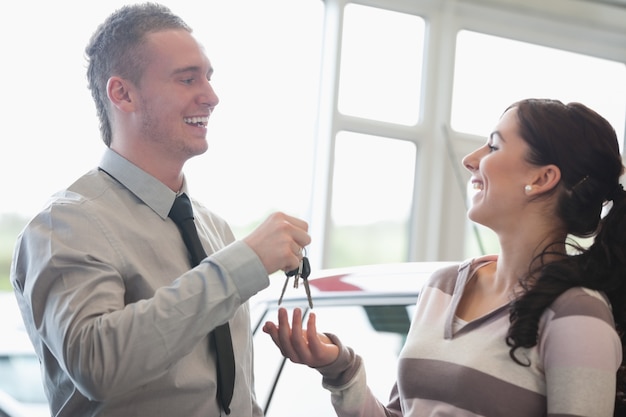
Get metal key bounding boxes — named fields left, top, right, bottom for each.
left=292, top=260, right=303, bottom=289
left=299, top=257, right=313, bottom=308
left=279, top=256, right=313, bottom=308
left=278, top=260, right=301, bottom=305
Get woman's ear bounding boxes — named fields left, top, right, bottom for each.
left=107, top=76, right=135, bottom=112
left=527, top=164, right=561, bottom=195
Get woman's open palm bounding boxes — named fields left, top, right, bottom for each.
left=263, top=307, right=339, bottom=367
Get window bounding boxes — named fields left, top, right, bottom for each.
left=451, top=30, right=626, bottom=143
left=338, top=4, right=426, bottom=125
left=316, top=4, right=426, bottom=267
left=328, top=132, right=416, bottom=267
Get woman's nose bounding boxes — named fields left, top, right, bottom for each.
left=462, top=150, right=479, bottom=172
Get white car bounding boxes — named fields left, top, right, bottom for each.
left=0, top=389, right=31, bottom=417
left=0, top=293, right=49, bottom=417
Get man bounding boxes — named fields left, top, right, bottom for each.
left=10, top=3, right=310, bottom=416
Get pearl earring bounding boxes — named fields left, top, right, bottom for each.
left=524, top=185, right=532, bottom=193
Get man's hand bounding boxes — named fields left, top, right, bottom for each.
left=243, top=212, right=310, bottom=274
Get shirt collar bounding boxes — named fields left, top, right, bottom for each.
left=99, top=148, right=183, bottom=219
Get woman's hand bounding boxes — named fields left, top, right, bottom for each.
left=263, top=307, right=339, bottom=367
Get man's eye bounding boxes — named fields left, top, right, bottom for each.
left=182, top=78, right=194, bottom=85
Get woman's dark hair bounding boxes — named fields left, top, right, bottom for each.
left=504, top=99, right=626, bottom=414
left=85, top=3, right=191, bottom=147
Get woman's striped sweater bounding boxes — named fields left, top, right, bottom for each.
left=317, top=256, right=621, bottom=417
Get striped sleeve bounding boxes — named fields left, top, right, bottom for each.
left=540, top=287, right=621, bottom=417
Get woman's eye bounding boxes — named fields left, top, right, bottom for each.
left=488, top=144, right=498, bottom=152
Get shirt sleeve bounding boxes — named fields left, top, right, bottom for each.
left=11, top=199, right=268, bottom=401
left=540, top=288, right=621, bottom=417
left=317, top=334, right=402, bottom=417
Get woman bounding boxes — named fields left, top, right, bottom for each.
left=263, top=99, right=626, bottom=416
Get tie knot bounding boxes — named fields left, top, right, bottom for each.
left=168, top=193, right=194, bottom=225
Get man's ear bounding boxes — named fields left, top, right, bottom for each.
left=107, top=76, right=135, bottom=112
left=528, top=164, right=561, bottom=194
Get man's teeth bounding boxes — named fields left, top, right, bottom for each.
left=184, top=117, right=208, bottom=126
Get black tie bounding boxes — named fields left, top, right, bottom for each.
left=168, top=193, right=235, bottom=415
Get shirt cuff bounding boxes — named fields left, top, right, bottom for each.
left=317, top=333, right=362, bottom=387
left=209, top=240, right=270, bottom=300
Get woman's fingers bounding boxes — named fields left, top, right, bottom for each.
left=306, top=312, right=340, bottom=365
left=263, top=307, right=339, bottom=367
left=289, top=308, right=315, bottom=363
left=276, top=307, right=303, bottom=362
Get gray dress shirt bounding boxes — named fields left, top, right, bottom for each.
left=11, top=148, right=269, bottom=416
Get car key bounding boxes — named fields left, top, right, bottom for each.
left=278, top=259, right=302, bottom=305
left=279, top=256, right=313, bottom=308
left=299, top=257, right=313, bottom=308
